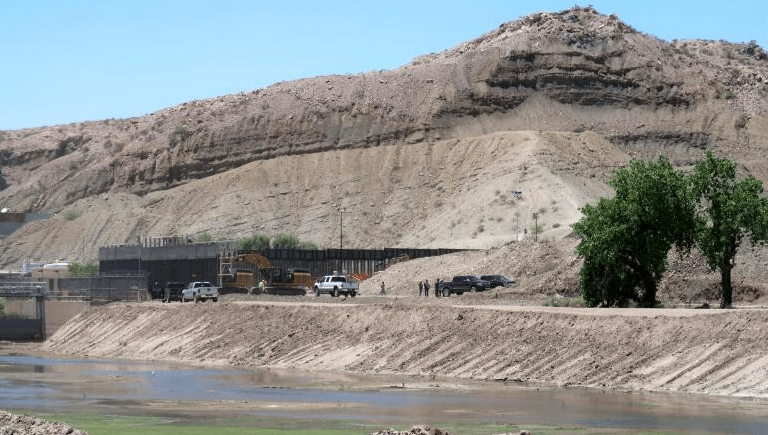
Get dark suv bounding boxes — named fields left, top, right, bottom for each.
left=440, top=275, right=492, bottom=296
left=163, top=282, right=186, bottom=302
left=480, top=275, right=515, bottom=288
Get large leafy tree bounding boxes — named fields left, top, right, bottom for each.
left=690, top=152, right=768, bottom=308
left=573, top=156, right=696, bottom=307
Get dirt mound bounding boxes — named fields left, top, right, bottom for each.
left=0, top=410, right=88, bottom=435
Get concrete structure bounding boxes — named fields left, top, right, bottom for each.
left=3, top=297, right=91, bottom=339
left=29, top=264, right=70, bottom=292
left=0, top=285, right=45, bottom=340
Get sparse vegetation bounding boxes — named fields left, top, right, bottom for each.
left=64, top=210, right=81, bottom=221
left=543, top=295, right=585, bottom=307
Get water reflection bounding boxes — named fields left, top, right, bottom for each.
left=0, top=354, right=767, bottom=434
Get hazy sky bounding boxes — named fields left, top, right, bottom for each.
left=1, top=0, right=765, bottom=130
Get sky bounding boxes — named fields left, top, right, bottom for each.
left=0, top=0, right=765, bottom=131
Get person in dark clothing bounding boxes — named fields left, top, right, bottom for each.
left=435, top=278, right=441, bottom=297
left=419, top=280, right=423, bottom=297
left=424, top=279, right=430, bottom=297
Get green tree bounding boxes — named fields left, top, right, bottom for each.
left=68, top=262, right=99, bottom=277
left=237, top=234, right=270, bottom=251
left=0, top=297, right=5, bottom=317
left=690, top=152, right=768, bottom=308
left=573, top=157, right=696, bottom=307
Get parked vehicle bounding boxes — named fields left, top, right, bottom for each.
left=163, top=282, right=186, bottom=302
left=313, top=275, right=359, bottom=297
left=440, top=275, right=492, bottom=296
left=181, top=281, right=219, bottom=302
left=480, top=274, right=515, bottom=288
left=149, top=281, right=165, bottom=299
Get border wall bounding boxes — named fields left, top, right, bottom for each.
left=99, top=242, right=465, bottom=287
left=58, top=274, right=149, bottom=302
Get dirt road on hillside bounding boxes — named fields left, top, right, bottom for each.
left=42, top=299, right=768, bottom=399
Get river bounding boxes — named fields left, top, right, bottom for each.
left=1, top=352, right=767, bottom=434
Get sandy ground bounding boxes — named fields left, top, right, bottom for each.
left=41, top=298, right=768, bottom=399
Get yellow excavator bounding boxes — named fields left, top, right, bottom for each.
left=219, top=253, right=312, bottom=295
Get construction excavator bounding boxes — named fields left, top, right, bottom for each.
left=219, top=253, right=312, bottom=295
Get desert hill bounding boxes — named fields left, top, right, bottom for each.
left=1, top=6, right=767, bottom=300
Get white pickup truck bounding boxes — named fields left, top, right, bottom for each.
left=313, top=275, right=358, bottom=297
left=181, top=281, right=219, bottom=302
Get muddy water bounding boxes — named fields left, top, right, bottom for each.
left=1, top=353, right=767, bottom=434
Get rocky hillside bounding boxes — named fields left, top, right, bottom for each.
left=0, top=6, right=767, bottom=272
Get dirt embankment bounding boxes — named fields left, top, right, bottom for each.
left=43, top=300, right=768, bottom=398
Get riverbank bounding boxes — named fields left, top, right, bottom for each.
left=40, top=299, right=768, bottom=398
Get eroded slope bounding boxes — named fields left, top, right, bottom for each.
left=43, top=301, right=768, bottom=398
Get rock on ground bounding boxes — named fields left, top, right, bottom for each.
left=0, top=411, right=88, bottom=435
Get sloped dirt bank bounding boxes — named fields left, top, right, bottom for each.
left=42, top=300, right=768, bottom=398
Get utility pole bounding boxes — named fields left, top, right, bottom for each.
left=533, top=212, right=538, bottom=242
left=512, top=190, right=523, bottom=242
left=339, top=209, right=343, bottom=251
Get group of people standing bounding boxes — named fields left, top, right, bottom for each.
left=418, top=278, right=442, bottom=297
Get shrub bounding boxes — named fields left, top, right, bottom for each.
left=0, top=297, right=5, bottom=317
left=543, top=295, right=585, bottom=307
left=298, top=241, right=318, bottom=250
left=68, top=262, right=99, bottom=277
left=197, top=232, right=212, bottom=243
left=237, top=234, right=270, bottom=251
left=273, top=233, right=301, bottom=248
left=64, top=210, right=81, bottom=221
